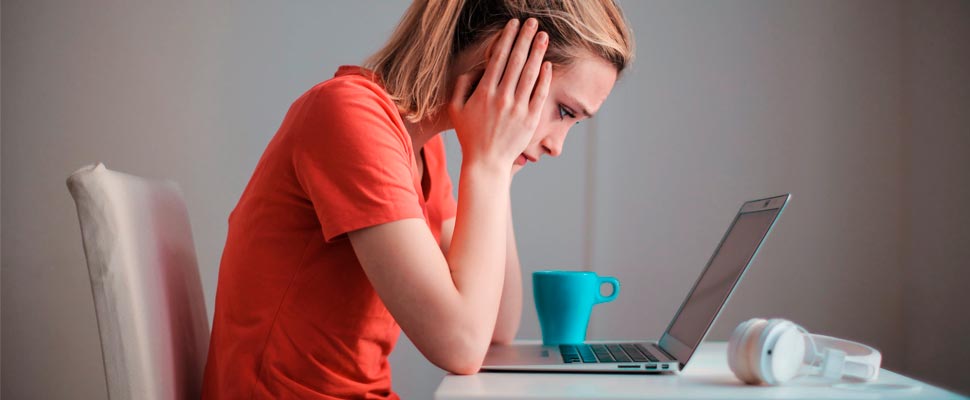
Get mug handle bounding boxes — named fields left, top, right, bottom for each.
left=594, top=276, right=620, bottom=304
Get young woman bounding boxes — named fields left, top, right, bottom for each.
left=202, top=1, right=634, bottom=398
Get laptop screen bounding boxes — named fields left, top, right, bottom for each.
left=661, top=202, right=784, bottom=364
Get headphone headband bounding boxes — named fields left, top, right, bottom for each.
left=807, top=334, right=881, bottom=381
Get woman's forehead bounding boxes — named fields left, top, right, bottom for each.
left=551, top=56, right=618, bottom=115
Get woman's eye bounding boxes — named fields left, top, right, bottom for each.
left=558, top=105, right=576, bottom=120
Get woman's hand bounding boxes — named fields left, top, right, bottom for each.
left=449, top=18, right=552, bottom=172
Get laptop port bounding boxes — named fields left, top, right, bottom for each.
left=618, top=365, right=640, bottom=369
left=645, top=365, right=657, bottom=370
left=661, top=364, right=669, bottom=370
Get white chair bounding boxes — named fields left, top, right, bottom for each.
left=67, top=163, right=210, bottom=400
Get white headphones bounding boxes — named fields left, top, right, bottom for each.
left=727, top=318, right=882, bottom=385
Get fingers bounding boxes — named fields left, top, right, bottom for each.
left=514, top=31, right=548, bottom=102
left=529, top=62, right=552, bottom=113
left=498, top=18, right=539, bottom=97
left=479, top=19, right=519, bottom=90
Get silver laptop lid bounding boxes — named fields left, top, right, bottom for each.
left=658, top=194, right=790, bottom=369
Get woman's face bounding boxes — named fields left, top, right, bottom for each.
left=513, top=55, right=618, bottom=171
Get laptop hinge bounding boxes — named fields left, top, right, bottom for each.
left=653, top=343, right=677, bottom=362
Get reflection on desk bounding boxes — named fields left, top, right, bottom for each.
left=435, top=342, right=966, bottom=400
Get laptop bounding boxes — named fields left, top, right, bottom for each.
left=481, top=194, right=791, bottom=373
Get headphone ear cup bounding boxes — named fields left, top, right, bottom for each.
left=756, top=319, right=808, bottom=385
left=727, top=319, right=754, bottom=381
left=747, top=320, right=772, bottom=384
left=768, top=325, right=806, bottom=383
left=729, top=318, right=768, bottom=384
left=753, top=319, right=791, bottom=385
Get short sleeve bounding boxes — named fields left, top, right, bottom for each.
left=425, top=136, right=458, bottom=224
left=290, top=77, right=423, bottom=242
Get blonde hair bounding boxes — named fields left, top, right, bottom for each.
left=365, top=0, right=635, bottom=122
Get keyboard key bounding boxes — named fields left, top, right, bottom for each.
left=558, top=345, right=585, bottom=363
left=578, top=346, right=597, bottom=363
left=557, top=345, right=581, bottom=363
left=636, top=344, right=659, bottom=362
left=589, top=345, right=616, bottom=362
left=606, top=345, right=632, bottom=362
left=621, top=344, right=649, bottom=362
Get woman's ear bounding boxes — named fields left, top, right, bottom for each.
left=484, top=37, right=496, bottom=63
left=465, top=32, right=500, bottom=95
left=483, top=30, right=502, bottom=64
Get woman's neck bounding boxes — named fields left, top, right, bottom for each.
left=403, top=111, right=451, bottom=151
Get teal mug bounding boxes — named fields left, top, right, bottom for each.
left=533, top=270, right=620, bottom=345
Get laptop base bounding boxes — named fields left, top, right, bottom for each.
left=481, top=342, right=680, bottom=373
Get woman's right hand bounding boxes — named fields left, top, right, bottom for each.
left=449, top=18, right=552, bottom=171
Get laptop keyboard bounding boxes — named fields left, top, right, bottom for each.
left=559, top=343, right=660, bottom=364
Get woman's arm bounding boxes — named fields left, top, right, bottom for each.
left=493, top=206, right=522, bottom=344
left=439, top=204, right=523, bottom=345
left=348, top=18, right=549, bottom=375
left=349, top=165, right=510, bottom=375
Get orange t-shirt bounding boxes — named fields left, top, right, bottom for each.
left=202, top=66, right=458, bottom=399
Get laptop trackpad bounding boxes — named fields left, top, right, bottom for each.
left=483, top=344, right=557, bottom=366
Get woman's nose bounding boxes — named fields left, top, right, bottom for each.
left=540, top=130, right=566, bottom=157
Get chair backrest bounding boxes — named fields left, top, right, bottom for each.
left=67, top=163, right=210, bottom=400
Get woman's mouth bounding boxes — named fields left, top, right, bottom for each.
left=515, top=154, right=528, bottom=166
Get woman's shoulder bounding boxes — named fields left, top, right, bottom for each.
left=286, top=66, right=408, bottom=148
left=303, top=65, right=394, bottom=109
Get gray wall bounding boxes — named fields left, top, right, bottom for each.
left=902, top=0, right=970, bottom=392
left=2, top=1, right=967, bottom=399
left=1, top=1, right=3, bottom=393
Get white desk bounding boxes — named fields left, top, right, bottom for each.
left=435, top=342, right=966, bottom=400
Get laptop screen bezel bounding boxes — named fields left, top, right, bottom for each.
left=657, top=194, right=790, bottom=369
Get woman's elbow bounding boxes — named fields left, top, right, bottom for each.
left=444, top=359, right=483, bottom=375
left=426, top=333, right=489, bottom=375
left=433, top=350, right=485, bottom=375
